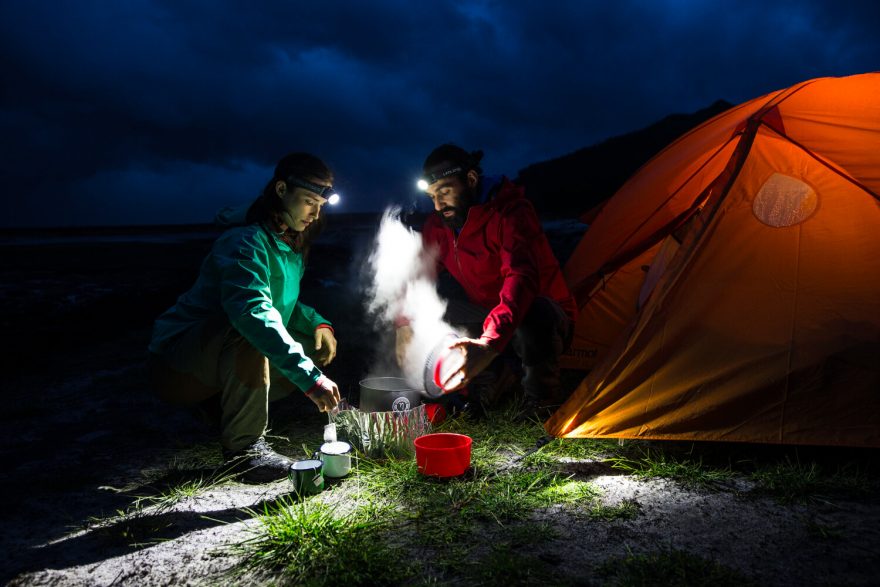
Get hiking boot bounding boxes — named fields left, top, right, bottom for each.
left=436, top=391, right=471, bottom=420
left=458, top=396, right=487, bottom=421
left=443, top=384, right=489, bottom=421
left=222, top=437, right=293, bottom=483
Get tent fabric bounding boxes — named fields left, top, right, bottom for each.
left=548, top=73, right=880, bottom=447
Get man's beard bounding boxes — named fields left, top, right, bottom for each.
left=437, top=187, right=474, bottom=230
left=438, top=205, right=467, bottom=230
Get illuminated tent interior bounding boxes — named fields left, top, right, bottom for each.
left=547, top=73, right=880, bottom=447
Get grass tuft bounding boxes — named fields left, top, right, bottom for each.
left=804, top=517, right=845, bottom=540
left=589, top=498, right=641, bottom=521
left=606, top=445, right=734, bottom=488
left=597, top=549, right=756, bottom=587
left=466, top=543, right=568, bottom=586
left=233, top=497, right=415, bottom=586
left=749, top=456, right=873, bottom=504
left=127, top=461, right=239, bottom=514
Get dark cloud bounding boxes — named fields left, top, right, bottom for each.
left=2, top=0, right=878, bottom=226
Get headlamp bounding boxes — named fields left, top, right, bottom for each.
left=416, top=165, right=463, bottom=191
left=287, top=176, right=340, bottom=203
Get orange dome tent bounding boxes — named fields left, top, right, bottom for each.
left=548, top=73, right=880, bottom=447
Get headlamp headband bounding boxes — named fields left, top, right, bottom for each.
left=285, top=176, right=336, bottom=199
left=422, top=165, right=463, bottom=185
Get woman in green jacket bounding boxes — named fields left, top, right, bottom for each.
left=149, top=152, right=341, bottom=482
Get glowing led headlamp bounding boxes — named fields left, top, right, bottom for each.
left=416, top=165, right=463, bottom=191
left=287, top=176, right=340, bottom=204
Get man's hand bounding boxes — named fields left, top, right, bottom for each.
left=307, top=375, right=341, bottom=412
left=395, top=325, right=413, bottom=368
left=314, top=326, right=337, bottom=366
left=440, top=337, right=499, bottom=393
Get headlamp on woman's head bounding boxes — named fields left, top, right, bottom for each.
left=416, top=165, right=463, bottom=191
left=287, top=176, right=340, bottom=204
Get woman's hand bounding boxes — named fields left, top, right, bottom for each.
left=314, top=326, right=337, bottom=366
left=307, top=375, right=341, bottom=412
left=440, top=337, right=498, bottom=393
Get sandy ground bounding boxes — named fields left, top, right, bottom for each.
left=2, top=221, right=879, bottom=585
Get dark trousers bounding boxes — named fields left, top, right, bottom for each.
left=438, top=274, right=573, bottom=402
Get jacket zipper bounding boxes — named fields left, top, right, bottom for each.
left=453, top=238, right=463, bottom=275
left=452, top=209, right=471, bottom=286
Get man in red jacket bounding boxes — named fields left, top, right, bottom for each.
left=403, top=144, right=577, bottom=417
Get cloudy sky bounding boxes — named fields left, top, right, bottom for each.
left=2, top=0, right=878, bottom=227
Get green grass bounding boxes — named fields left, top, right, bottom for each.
left=87, top=444, right=239, bottom=546
left=597, top=549, right=756, bottom=587
left=91, top=511, right=175, bottom=548
left=588, top=498, right=642, bottom=521
left=464, top=542, right=570, bottom=587
left=230, top=407, right=612, bottom=582
left=749, top=456, right=873, bottom=504
left=352, top=447, right=599, bottom=533
left=231, top=498, right=414, bottom=586
left=538, top=436, right=622, bottom=462
left=226, top=406, right=878, bottom=584
left=123, top=446, right=240, bottom=514
left=129, top=467, right=236, bottom=513
left=804, top=517, right=845, bottom=540
left=604, top=444, right=735, bottom=488
left=436, top=404, right=547, bottom=453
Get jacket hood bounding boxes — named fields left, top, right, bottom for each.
left=463, top=176, right=525, bottom=231
left=482, top=176, right=523, bottom=208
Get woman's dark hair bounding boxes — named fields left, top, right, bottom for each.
left=422, top=144, right=484, bottom=177
left=246, top=152, right=333, bottom=261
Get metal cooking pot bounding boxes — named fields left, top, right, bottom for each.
left=359, top=376, right=424, bottom=413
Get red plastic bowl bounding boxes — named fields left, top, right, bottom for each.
left=414, top=433, right=472, bottom=477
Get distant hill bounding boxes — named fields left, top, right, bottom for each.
left=516, top=99, right=733, bottom=218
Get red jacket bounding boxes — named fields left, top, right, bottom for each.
left=422, top=177, right=577, bottom=351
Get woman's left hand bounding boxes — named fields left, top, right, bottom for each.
left=314, top=326, right=337, bottom=366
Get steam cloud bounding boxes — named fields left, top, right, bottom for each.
left=365, top=207, right=455, bottom=389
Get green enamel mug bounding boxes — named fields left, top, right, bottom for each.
left=288, top=459, right=325, bottom=495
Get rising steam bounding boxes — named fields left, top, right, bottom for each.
left=365, top=207, right=455, bottom=389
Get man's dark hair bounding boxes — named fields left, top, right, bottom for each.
left=246, top=152, right=333, bottom=260
left=423, top=144, right=484, bottom=177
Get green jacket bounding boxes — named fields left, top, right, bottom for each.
left=149, top=223, right=328, bottom=391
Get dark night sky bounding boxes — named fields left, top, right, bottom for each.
left=2, top=1, right=878, bottom=227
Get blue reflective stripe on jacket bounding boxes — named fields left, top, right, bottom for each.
left=149, top=223, right=326, bottom=391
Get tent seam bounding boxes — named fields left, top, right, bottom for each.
left=573, top=135, right=739, bottom=304
left=761, top=123, right=880, bottom=202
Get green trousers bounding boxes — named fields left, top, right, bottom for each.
left=149, top=316, right=315, bottom=452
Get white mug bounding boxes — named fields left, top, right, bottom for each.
left=314, top=441, right=352, bottom=478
